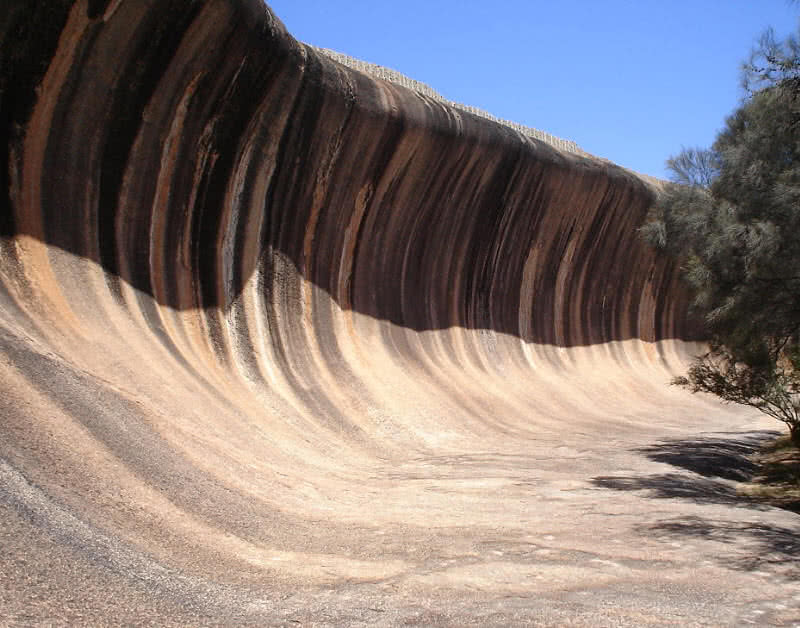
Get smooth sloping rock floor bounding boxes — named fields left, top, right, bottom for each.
left=1, top=2, right=798, bottom=624
left=1, top=304, right=798, bottom=626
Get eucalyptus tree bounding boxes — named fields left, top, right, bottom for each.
left=642, top=27, right=800, bottom=444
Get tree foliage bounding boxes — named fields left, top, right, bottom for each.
left=642, top=25, right=800, bottom=445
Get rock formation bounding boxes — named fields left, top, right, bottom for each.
left=2, top=1, right=796, bottom=625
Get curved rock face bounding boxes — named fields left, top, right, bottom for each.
left=4, top=2, right=794, bottom=626
left=4, top=0, right=692, bottom=346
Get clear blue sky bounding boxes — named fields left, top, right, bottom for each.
left=266, top=1, right=797, bottom=179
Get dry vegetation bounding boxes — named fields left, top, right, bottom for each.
left=740, top=435, right=800, bottom=512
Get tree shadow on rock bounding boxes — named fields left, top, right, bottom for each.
left=638, top=515, right=800, bottom=579
left=592, top=472, right=770, bottom=508
left=634, top=430, right=779, bottom=481
left=592, top=430, right=782, bottom=510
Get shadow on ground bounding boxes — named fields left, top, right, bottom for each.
left=639, top=515, right=800, bottom=579
left=592, top=431, right=780, bottom=509
left=593, top=430, right=800, bottom=580
left=633, top=431, right=779, bottom=481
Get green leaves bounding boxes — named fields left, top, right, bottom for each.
left=646, top=25, right=800, bottom=445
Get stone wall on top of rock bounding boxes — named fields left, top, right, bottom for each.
left=0, top=1, right=744, bottom=625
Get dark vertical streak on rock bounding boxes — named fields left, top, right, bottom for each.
left=94, top=2, right=202, bottom=299
left=3, top=0, right=695, bottom=346
left=0, top=3, right=743, bottom=624
left=0, top=0, right=74, bottom=237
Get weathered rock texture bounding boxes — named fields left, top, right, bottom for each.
left=2, top=1, right=798, bottom=626
left=313, top=47, right=589, bottom=156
